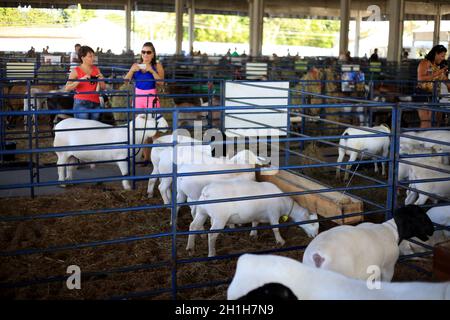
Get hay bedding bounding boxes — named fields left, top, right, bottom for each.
left=0, top=127, right=433, bottom=300
left=0, top=179, right=433, bottom=300
left=0, top=180, right=322, bottom=300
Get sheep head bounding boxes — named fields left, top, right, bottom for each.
left=393, top=205, right=435, bottom=243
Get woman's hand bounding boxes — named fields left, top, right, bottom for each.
left=131, top=63, right=140, bottom=73
left=145, top=64, right=155, bottom=74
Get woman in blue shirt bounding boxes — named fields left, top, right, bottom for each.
left=125, top=42, right=165, bottom=109
left=125, top=42, right=165, bottom=164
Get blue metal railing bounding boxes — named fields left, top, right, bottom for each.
left=1, top=77, right=449, bottom=299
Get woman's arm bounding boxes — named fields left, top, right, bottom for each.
left=64, top=69, right=80, bottom=91
left=154, top=63, right=165, bottom=86
left=418, top=60, right=448, bottom=81
left=97, top=70, right=107, bottom=90
left=124, top=63, right=139, bottom=81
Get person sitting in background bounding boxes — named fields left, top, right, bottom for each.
left=369, top=48, right=379, bottom=62
left=26, top=46, right=36, bottom=57
left=70, top=44, right=81, bottom=64
left=402, top=50, right=409, bottom=62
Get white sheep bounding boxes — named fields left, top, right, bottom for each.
left=404, top=160, right=450, bottom=205
left=399, top=205, right=450, bottom=256
left=186, top=180, right=319, bottom=257
left=398, top=146, right=443, bottom=181
left=227, top=254, right=450, bottom=300
left=401, top=130, right=450, bottom=165
left=54, top=114, right=168, bottom=190
left=23, top=87, right=47, bottom=128
left=175, top=149, right=265, bottom=217
left=147, top=133, right=212, bottom=199
left=302, top=205, right=434, bottom=282
left=336, top=124, right=390, bottom=181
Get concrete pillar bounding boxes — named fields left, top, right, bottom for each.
left=257, top=0, right=264, bottom=55
left=175, top=0, right=184, bottom=55
left=387, top=0, right=404, bottom=62
left=188, top=0, right=195, bottom=54
left=125, top=0, right=132, bottom=52
left=433, top=4, right=442, bottom=46
left=339, top=0, right=350, bottom=56
left=248, top=0, right=253, bottom=55
left=354, top=10, right=361, bottom=57
left=249, top=0, right=264, bottom=57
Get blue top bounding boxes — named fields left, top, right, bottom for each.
left=133, top=65, right=157, bottom=90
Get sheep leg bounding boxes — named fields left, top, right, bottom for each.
left=65, top=156, right=77, bottom=181
left=381, top=265, right=395, bottom=282
left=335, top=148, right=345, bottom=179
left=382, top=145, right=389, bottom=176
left=373, top=156, right=379, bottom=174
left=344, top=152, right=357, bottom=181
left=158, top=177, right=172, bottom=204
left=250, top=221, right=258, bottom=237
left=404, top=185, right=418, bottom=205
left=414, top=193, right=429, bottom=206
left=269, top=216, right=285, bottom=246
left=117, top=161, right=131, bottom=190
left=147, top=166, right=159, bottom=198
left=208, top=218, right=227, bottom=257
left=186, top=210, right=208, bottom=253
left=56, top=153, right=68, bottom=187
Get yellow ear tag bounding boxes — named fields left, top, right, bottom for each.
left=280, top=215, right=289, bottom=223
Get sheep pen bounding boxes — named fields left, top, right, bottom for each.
left=0, top=182, right=434, bottom=300
left=0, top=124, right=436, bottom=300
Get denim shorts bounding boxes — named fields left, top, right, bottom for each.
left=73, top=99, right=101, bottom=121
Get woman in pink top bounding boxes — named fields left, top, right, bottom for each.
left=65, top=45, right=106, bottom=120
left=124, top=42, right=165, bottom=109
left=124, top=42, right=165, bottom=164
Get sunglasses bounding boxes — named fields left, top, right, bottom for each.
left=141, top=50, right=153, bottom=55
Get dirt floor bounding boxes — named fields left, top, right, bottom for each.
left=0, top=181, right=434, bottom=300
left=0, top=121, right=436, bottom=300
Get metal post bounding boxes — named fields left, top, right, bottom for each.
left=0, top=78, right=4, bottom=164
left=354, top=10, right=361, bottom=57
left=170, top=109, right=179, bottom=300
left=285, top=89, right=292, bottom=167
left=26, top=80, right=35, bottom=198
left=433, top=4, right=442, bottom=46
left=175, top=0, right=184, bottom=55
left=188, top=0, right=195, bottom=55
left=125, top=0, right=132, bottom=52
left=220, top=80, right=225, bottom=133
left=387, top=103, right=401, bottom=220
left=387, top=0, right=404, bottom=62
left=249, top=0, right=264, bottom=57
left=339, top=0, right=350, bottom=57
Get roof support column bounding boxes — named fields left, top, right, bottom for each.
left=433, top=4, right=442, bottom=46
left=354, top=10, right=361, bottom=57
left=125, top=0, right=131, bottom=52
left=387, top=0, right=404, bottom=62
left=175, top=0, right=184, bottom=55
left=339, top=0, right=350, bottom=56
left=249, top=0, right=264, bottom=57
left=188, top=0, right=195, bottom=54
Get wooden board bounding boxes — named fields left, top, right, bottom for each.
left=433, top=240, right=450, bottom=281
left=257, top=169, right=364, bottom=225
